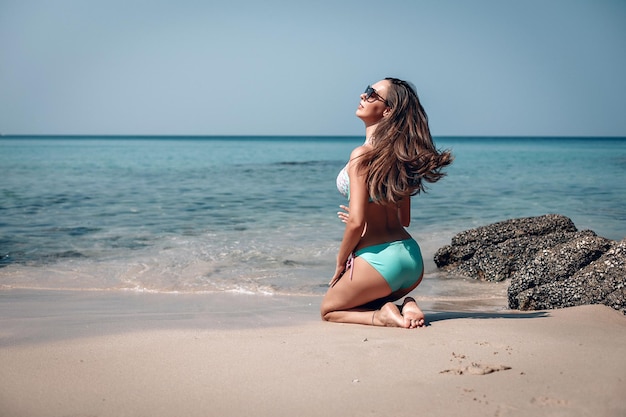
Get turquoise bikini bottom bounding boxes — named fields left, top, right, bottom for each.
left=355, top=238, right=424, bottom=292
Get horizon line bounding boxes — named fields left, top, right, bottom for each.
left=2, top=134, right=626, bottom=140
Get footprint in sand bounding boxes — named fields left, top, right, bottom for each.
left=441, top=352, right=511, bottom=375
left=440, top=362, right=512, bottom=375
left=531, top=396, right=569, bottom=406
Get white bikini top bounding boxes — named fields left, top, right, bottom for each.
left=336, top=165, right=350, bottom=199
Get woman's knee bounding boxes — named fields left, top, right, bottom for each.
left=320, top=300, right=332, bottom=321
left=320, top=297, right=344, bottom=321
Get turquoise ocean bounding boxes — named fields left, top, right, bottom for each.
left=1, top=136, right=625, bottom=307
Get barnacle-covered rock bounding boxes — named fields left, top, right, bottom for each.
left=434, top=214, right=625, bottom=314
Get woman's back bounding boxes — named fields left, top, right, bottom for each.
left=357, top=202, right=411, bottom=251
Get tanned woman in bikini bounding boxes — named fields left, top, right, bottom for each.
left=321, top=77, right=453, bottom=328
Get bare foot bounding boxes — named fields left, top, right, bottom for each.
left=372, top=302, right=407, bottom=328
left=401, top=297, right=425, bottom=328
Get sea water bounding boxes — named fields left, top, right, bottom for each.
left=1, top=137, right=625, bottom=305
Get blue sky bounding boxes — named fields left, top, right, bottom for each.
left=1, top=0, right=625, bottom=136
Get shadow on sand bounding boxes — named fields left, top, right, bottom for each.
left=426, top=310, right=549, bottom=323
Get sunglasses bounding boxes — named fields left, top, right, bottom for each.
left=363, top=85, right=388, bottom=104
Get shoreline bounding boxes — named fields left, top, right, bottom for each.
left=1, top=289, right=624, bottom=417
left=0, top=289, right=322, bottom=346
left=0, top=285, right=513, bottom=346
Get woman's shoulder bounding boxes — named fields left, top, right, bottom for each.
left=349, top=144, right=372, bottom=161
left=347, top=145, right=373, bottom=174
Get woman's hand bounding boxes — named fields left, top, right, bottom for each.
left=337, top=205, right=350, bottom=223
left=329, top=264, right=345, bottom=287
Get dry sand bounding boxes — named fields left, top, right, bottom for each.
left=1, top=290, right=625, bottom=417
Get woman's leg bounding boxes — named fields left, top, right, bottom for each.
left=401, top=296, right=425, bottom=328
left=389, top=273, right=426, bottom=328
left=320, top=256, right=407, bottom=327
left=362, top=271, right=426, bottom=328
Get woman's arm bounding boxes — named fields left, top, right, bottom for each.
left=330, top=147, right=369, bottom=286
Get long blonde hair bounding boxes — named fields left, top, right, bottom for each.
left=357, top=77, right=453, bottom=204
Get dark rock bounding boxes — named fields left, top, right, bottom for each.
left=508, top=232, right=613, bottom=308
left=434, top=214, right=626, bottom=314
left=434, top=214, right=578, bottom=281
left=448, top=213, right=577, bottom=247
left=511, top=238, right=626, bottom=314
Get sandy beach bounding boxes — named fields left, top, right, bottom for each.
left=1, top=290, right=625, bottom=417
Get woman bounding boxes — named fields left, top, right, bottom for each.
left=320, top=77, right=452, bottom=328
